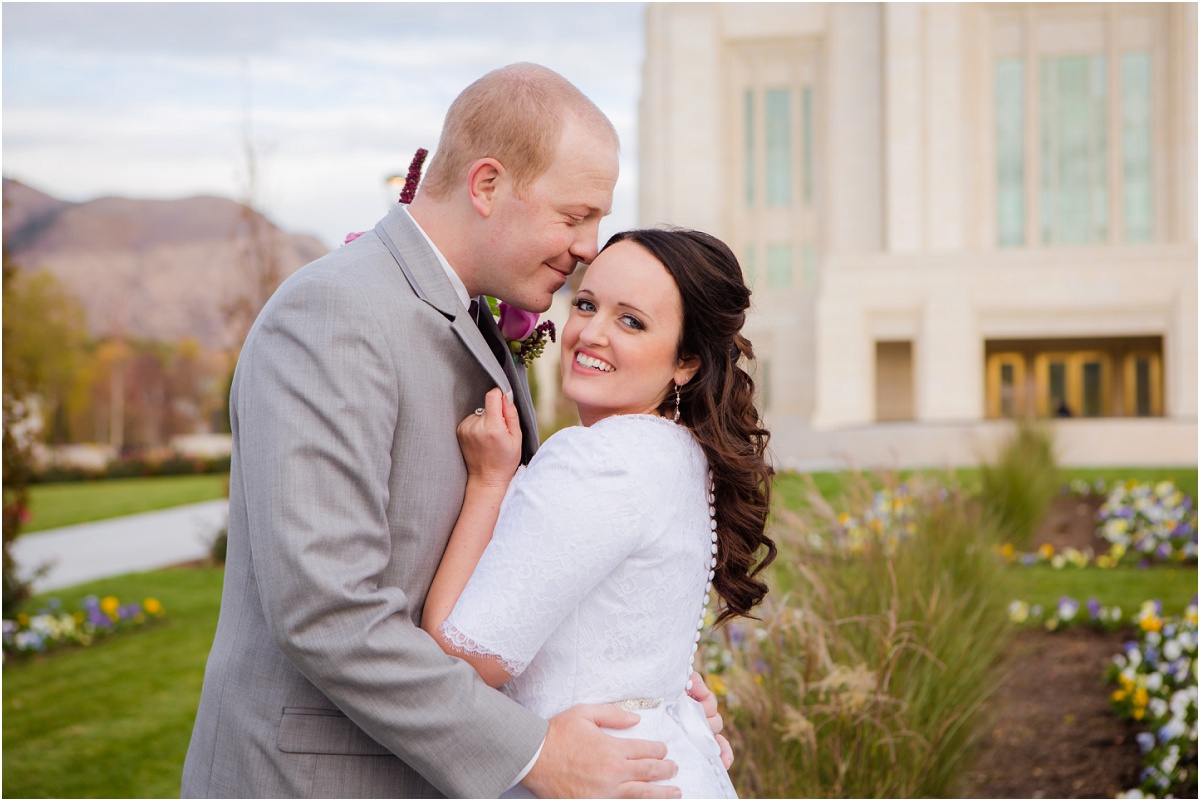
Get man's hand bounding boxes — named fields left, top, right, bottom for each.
left=686, top=671, right=734, bottom=769
left=521, top=704, right=681, bottom=798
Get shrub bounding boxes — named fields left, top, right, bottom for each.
left=32, top=454, right=231, bottom=484
left=978, top=422, right=1059, bottom=549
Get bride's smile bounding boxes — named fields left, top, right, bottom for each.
left=560, top=239, right=699, bottom=427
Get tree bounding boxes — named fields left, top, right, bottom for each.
left=223, top=64, right=285, bottom=354
left=2, top=268, right=88, bottom=442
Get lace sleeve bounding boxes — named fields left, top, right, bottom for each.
left=442, top=425, right=644, bottom=678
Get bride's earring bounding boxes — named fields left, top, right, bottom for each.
left=673, top=383, right=681, bottom=423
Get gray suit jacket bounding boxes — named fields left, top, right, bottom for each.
left=182, top=205, right=547, bottom=798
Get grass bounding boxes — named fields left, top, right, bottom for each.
left=2, top=568, right=224, bottom=798
left=719, top=475, right=1015, bottom=798
left=977, top=423, right=1060, bottom=549
left=16, top=474, right=228, bottom=533
left=1060, top=466, right=1198, bottom=501
left=1007, top=564, right=1197, bottom=616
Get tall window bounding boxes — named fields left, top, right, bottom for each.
left=743, top=90, right=755, bottom=208
left=731, top=40, right=819, bottom=295
left=766, top=244, right=793, bottom=289
left=801, top=86, right=814, bottom=206
left=996, top=59, right=1025, bottom=246
left=1039, top=55, right=1108, bottom=244
left=1122, top=52, right=1153, bottom=242
left=765, top=89, right=793, bottom=207
left=990, top=7, right=1162, bottom=247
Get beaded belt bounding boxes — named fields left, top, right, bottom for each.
left=612, top=698, right=663, bottom=711
left=608, top=694, right=720, bottom=760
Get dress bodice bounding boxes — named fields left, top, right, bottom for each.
left=442, top=414, right=715, bottom=718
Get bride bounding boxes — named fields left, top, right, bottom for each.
left=421, top=228, right=776, bottom=798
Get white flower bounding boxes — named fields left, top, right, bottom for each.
left=1146, top=672, right=1163, bottom=692
left=1162, top=639, right=1183, bottom=662
left=1148, top=697, right=1168, bottom=719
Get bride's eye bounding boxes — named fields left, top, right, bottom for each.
left=573, top=298, right=596, bottom=313
left=620, top=314, right=645, bottom=331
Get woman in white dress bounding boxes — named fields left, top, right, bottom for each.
left=421, top=229, right=775, bottom=798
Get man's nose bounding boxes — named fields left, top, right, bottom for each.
left=569, top=223, right=600, bottom=265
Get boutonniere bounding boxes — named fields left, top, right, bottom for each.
left=487, top=297, right=556, bottom=367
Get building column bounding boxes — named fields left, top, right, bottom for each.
left=812, top=272, right=873, bottom=428
left=916, top=275, right=983, bottom=421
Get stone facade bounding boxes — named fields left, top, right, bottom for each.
left=634, top=1, right=1197, bottom=468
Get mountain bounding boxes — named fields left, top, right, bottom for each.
left=2, top=178, right=329, bottom=348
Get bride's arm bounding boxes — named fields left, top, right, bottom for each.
left=420, top=388, right=520, bottom=688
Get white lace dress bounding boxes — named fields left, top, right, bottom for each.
left=442, top=414, right=737, bottom=798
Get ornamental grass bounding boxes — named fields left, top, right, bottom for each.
left=704, top=474, right=1012, bottom=797
left=977, top=421, right=1060, bottom=550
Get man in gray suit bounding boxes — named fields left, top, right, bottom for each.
left=183, top=64, right=716, bottom=797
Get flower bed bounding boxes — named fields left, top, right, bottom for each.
left=805, top=483, right=928, bottom=557
left=2, top=595, right=165, bottom=659
left=1098, top=481, right=1197, bottom=566
left=1109, top=601, right=1198, bottom=798
left=1007, top=595, right=1126, bottom=631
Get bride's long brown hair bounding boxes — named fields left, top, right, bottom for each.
left=603, top=228, right=775, bottom=625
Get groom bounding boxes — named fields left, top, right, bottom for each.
left=183, top=64, right=722, bottom=798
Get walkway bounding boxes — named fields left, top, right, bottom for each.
left=10, top=500, right=228, bottom=593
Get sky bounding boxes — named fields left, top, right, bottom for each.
left=2, top=1, right=647, bottom=248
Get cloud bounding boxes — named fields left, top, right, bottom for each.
left=2, top=2, right=646, bottom=247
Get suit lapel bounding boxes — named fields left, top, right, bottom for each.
left=374, top=207, right=539, bottom=460
left=374, top=208, right=512, bottom=395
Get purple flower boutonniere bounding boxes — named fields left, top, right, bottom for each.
left=491, top=299, right=556, bottom=367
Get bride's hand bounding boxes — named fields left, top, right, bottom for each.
left=457, top=387, right=521, bottom=488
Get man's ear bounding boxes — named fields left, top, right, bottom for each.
left=675, top=354, right=701, bottom=388
left=467, top=158, right=505, bottom=218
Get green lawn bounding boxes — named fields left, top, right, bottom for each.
left=1006, top=564, right=1197, bottom=617
left=17, top=474, right=229, bottom=533
left=3, top=568, right=224, bottom=798
left=772, top=466, right=1198, bottom=513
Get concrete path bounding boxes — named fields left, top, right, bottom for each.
left=10, top=500, right=229, bottom=593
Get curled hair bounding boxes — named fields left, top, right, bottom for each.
left=603, top=229, right=776, bottom=625
left=422, top=63, right=617, bottom=200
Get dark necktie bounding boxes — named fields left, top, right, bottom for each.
left=470, top=298, right=537, bottom=464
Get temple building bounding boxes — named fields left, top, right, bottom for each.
left=630, top=1, right=1197, bottom=468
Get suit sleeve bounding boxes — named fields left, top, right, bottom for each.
left=233, top=271, right=547, bottom=797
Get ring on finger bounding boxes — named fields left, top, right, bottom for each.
left=474, top=408, right=485, bottom=416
